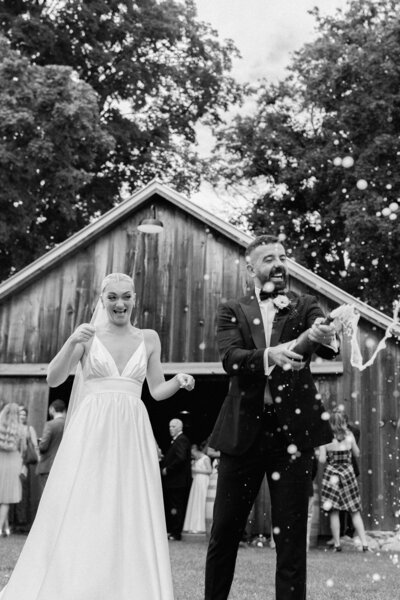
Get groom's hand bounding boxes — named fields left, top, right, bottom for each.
left=308, top=317, right=336, bottom=346
left=268, top=343, right=305, bottom=371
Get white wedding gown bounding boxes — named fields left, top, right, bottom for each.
left=0, top=335, right=174, bottom=600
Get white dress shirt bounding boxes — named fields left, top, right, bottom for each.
left=255, top=287, right=338, bottom=379
left=255, top=287, right=290, bottom=376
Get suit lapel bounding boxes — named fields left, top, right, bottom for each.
left=270, top=292, right=298, bottom=346
left=240, top=292, right=298, bottom=348
left=239, top=295, right=266, bottom=349
left=270, top=312, right=290, bottom=347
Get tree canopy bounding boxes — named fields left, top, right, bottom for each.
left=211, top=0, right=400, bottom=313
left=0, top=0, right=241, bottom=280
left=0, top=36, right=113, bottom=278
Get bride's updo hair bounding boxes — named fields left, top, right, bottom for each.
left=101, top=273, right=134, bottom=294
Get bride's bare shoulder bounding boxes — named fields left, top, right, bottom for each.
left=141, top=328, right=161, bottom=346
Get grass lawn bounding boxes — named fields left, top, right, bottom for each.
left=1, top=535, right=399, bottom=599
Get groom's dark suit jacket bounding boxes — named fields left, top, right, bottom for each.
left=209, top=291, right=337, bottom=456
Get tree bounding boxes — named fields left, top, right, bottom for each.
left=211, top=0, right=400, bottom=313
left=0, top=36, right=114, bottom=278
left=0, top=0, right=241, bottom=280
left=0, top=0, right=241, bottom=196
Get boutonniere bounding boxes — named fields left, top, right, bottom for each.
left=273, top=294, right=291, bottom=311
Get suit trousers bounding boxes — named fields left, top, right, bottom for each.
left=205, top=410, right=313, bottom=600
left=164, top=486, right=190, bottom=540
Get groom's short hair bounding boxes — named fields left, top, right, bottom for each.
left=246, top=234, right=280, bottom=259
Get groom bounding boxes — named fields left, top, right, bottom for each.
left=205, top=235, right=338, bottom=600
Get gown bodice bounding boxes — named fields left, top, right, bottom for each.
left=83, top=334, right=147, bottom=382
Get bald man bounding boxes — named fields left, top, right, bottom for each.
left=161, top=419, right=192, bottom=540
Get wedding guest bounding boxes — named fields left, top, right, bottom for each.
left=206, top=445, right=220, bottom=469
left=205, top=444, right=220, bottom=539
left=337, top=405, right=361, bottom=538
left=12, top=406, right=39, bottom=532
left=0, top=403, right=24, bottom=537
left=161, top=418, right=192, bottom=541
left=204, top=234, right=339, bottom=600
left=183, top=443, right=212, bottom=533
left=319, top=411, right=369, bottom=552
left=36, top=399, right=66, bottom=493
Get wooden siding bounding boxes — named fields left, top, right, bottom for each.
left=0, top=199, right=248, bottom=365
left=0, top=194, right=399, bottom=530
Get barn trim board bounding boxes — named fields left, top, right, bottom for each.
left=0, top=361, right=344, bottom=376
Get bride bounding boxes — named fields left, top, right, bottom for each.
left=0, top=273, right=194, bottom=600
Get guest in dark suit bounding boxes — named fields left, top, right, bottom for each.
left=204, top=235, right=339, bottom=600
left=36, top=399, right=66, bottom=493
left=161, top=418, right=191, bottom=541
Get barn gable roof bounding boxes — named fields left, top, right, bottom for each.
left=0, top=179, right=392, bottom=330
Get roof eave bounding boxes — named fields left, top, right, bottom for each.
left=0, top=180, right=392, bottom=331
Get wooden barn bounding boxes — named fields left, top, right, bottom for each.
left=0, top=180, right=399, bottom=533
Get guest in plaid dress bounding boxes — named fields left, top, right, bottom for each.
left=318, top=411, right=369, bottom=552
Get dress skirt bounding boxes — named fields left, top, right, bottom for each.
left=183, top=455, right=211, bottom=533
left=0, top=450, right=22, bottom=504
left=0, top=379, right=174, bottom=600
left=320, top=449, right=361, bottom=513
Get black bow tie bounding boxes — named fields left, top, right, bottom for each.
left=259, top=290, right=278, bottom=301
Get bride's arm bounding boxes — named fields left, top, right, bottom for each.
left=144, top=330, right=194, bottom=401
left=47, top=324, right=95, bottom=387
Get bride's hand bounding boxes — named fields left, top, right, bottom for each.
left=175, top=373, right=195, bottom=391
left=70, top=324, right=96, bottom=345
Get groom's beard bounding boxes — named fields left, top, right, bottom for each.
left=263, top=267, right=287, bottom=291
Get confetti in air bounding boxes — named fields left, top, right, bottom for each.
left=342, top=156, right=354, bottom=168
left=356, top=179, right=368, bottom=190
left=263, top=282, right=275, bottom=293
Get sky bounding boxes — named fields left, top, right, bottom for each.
left=194, top=0, right=348, bottom=84
left=191, top=0, right=349, bottom=212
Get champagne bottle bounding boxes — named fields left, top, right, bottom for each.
left=291, top=314, right=334, bottom=357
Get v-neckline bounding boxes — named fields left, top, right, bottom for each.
left=95, top=334, right=144, bottom=376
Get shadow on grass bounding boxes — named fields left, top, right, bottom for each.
left=1, top=535, right=399, bottom=599
left=169, top=540, right=399, bottom=600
